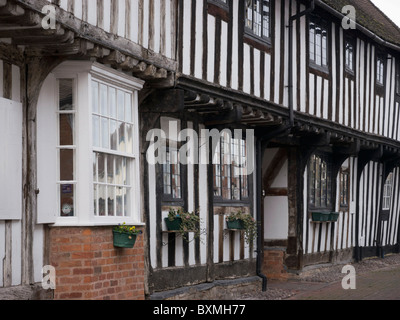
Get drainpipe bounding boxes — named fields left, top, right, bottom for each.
left=288, top=0, right=315, bottom=126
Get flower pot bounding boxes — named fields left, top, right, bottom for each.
left=113, top=231, right=137, bottom=248
left=165, top=217, right=182, bottom=231
left=226, top=219, right=245, bottom=230
left=329, top=212, right=340, bottom=222
left=311, top=212, right=330, bottom=222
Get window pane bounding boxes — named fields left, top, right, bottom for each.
left=59, top=114, right=74, bottom=146
left=59, top=79, right=74, bottom=111
left=110, top=120, right=118, bottom=151
left=123, top=158, right=129, bottom=186
left=92, top=115, right=100, bottom=148
left=115, top=156, right=124, bottom=185
left=60, top=149, right=74, bottom=181
left=93, top=152, right=97, bottom=182
left=118, top=122, right=126, bottom=152
left=98, top=153, right=106, bottom=183
left=109, top=87, right=117, bottom=119
left=117, top=90, right=125, bottom=121
left=101, top=118, right=109, bottom=149
left=92, top=81, right=99, bottom=114
left=98, top=185, right=106, bottom=216
left=396, top=65, right=400, bottom=94
left=107, top=186, right=115, bottom=216
left=309, top=156, right=316, bottom=206
left=100, top=84, right=108, bottom=116
left=93, top=185, right=97, bottom=216
left=125, top=123, right=134, bottom=154
left=124, top=187, right=130, bottom=217
left=246, top=0, right=253, bottom=29
left=60, top=184, right=74, bottom=217
left=254, top=0, right=262, bottom=36
left=116, top=187, right=123, bottom=216
left=262, top=1, right=270, bottom=37
left=125, top=92, right=133, bottom=123
left=309, top=23, right=315, bottom=62
left=107, top=154, right=114, bottom=184
left=322, top=31, right=327, bottom=66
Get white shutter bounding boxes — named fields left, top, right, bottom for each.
left=0, top=98, right=22, bottom=220
left=37, top=75, right=58, bottom=224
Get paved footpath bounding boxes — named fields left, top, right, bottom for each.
left=282, top=264, right=400, bottom=300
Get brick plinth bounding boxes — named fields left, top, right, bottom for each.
left=263, top=248, right=288, bottom=281
left=49, top=226, right=145, bottom=300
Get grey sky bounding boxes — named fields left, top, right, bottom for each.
left=370, top=0, right=400, bottom=28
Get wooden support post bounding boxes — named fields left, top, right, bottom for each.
left=21, top=55, right=64, bottom=285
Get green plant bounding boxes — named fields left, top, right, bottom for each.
left=167, top=208, right=203, bottom=242
left=113, top=222, right=142, bottom=235
left=226, top=211, right=257, bottom=244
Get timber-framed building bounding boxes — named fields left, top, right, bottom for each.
left=1, top=0, right=400, bottom=299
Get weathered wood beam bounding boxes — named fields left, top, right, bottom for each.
left=0, top=1, right=25, bottom=17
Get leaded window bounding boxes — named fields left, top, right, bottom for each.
left=383, top=173, right=393, bottom=211
left=245, top=0, right=271, bottom=39
left=309, top=19, right=328, bottom=69
left=213, top=131, right=249, bottom=201
left=308, top=154, right=333, bottom=210
left=377, top=56, right=385, bottom=85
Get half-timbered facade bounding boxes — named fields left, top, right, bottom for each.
left=1, top=0, right=400, bottom=299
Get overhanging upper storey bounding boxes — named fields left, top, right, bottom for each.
left=0, top=0, right=178, bottom=87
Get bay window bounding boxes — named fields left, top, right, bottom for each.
left=37, top=61, right=144, bottom=226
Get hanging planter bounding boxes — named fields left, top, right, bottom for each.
left=329, top=212, right=340, bottom=222
left=311, top=211, right=330, bottom=222
left=113, top=223, right=141, bottom=248
left=226, top=219, right=245, bottom=230
left=165, top=208, right=203, bottom=243
left=225, top=211, right=257, bottom=244
left=164, top=217, right=183, bottom=231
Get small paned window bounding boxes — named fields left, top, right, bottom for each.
left=163, top=147, right=182, bottom=200
left=396, top=62, right=400, bottom=95
left=345, top=40, right=355, bottom=73
left=245, top=0, right=271, bottom=40
left=213, top=131, right=249, bottom=201
left=377, top=56, right=385, bottom=85
left=58, top=79, right=76, bottom=217
left=339, top=168, right=350, bottom=208
left=382, top=173, right=393, bottom=211
left=309, top=19, right=329, bottom=69
left=308, top=154, right=333, bottom=210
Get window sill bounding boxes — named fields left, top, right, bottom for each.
left=51, top=217, right=145, bottom=228
left=207, top=1, right=229, bottom=21
left=309, top=63, right=329, bottom=77
left=243, top=30, right=272, bottom=52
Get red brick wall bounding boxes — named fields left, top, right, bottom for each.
left=49, top=226, right=145, bottom=300
left=263, top=249, right=288, bottom=280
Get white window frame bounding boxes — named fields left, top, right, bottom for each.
left=382, top=173, right=393, bottom=211
left=47, top=61, right=144, bottom=227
